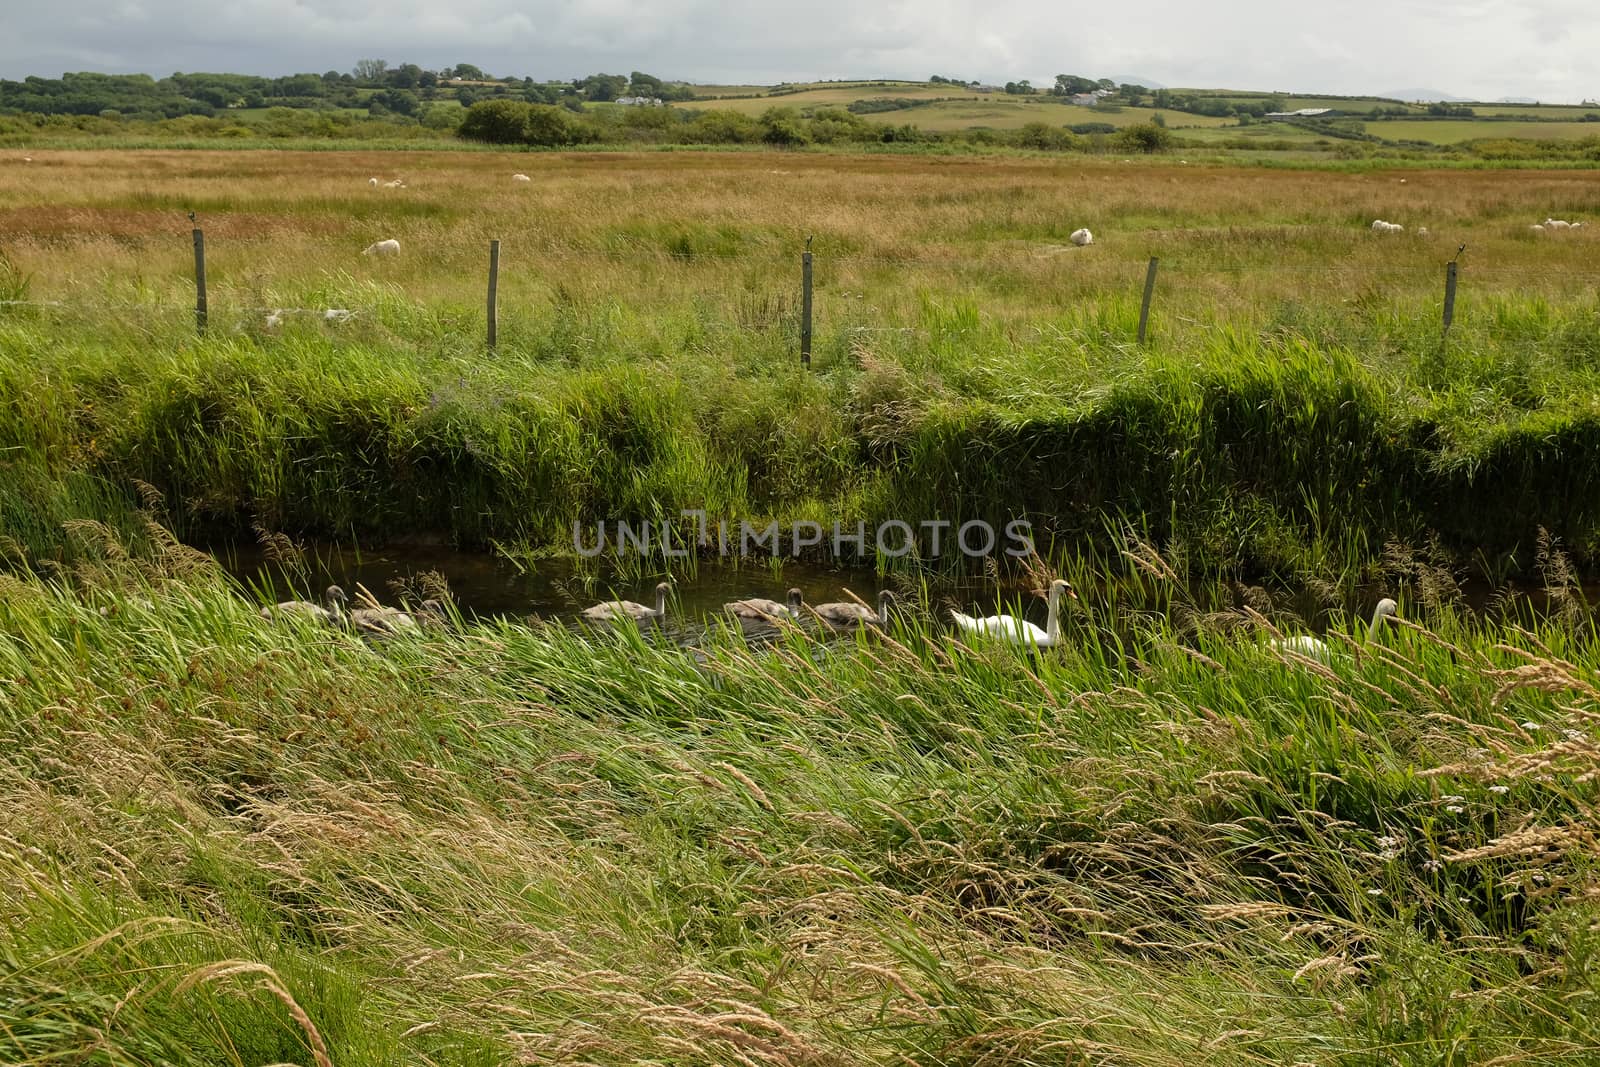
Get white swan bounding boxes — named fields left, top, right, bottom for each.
left=812, top=589, right=893, bottom=629
left=581, top=581, right=671, bottom=623
left=724, top=588, right=803, bottom=622
left=951, top=580, right=1075, bottom=647
left=1271, top=599, right=1399, bottom=662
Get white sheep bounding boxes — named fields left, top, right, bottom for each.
left=323, top=308, right=353, bottom=323
left=383, top=179, right=405, bottom=189
left=363, top=239, right=400, bottom=256
left=368, top=177, right=379, bottom=187
left=512, top=173, right=531, bottom=182
left=1531, top=224, right=1547, bottom=233
left=1371, top=219, right=1404, bottom=234
left=1416, top=226, right=1430, bottom=237
left=1069, top=228, right=1093, bottom=247
left=1544, top=218, right=1572, bottom=230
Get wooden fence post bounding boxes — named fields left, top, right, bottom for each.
left=800, top=240, right=813, bottom=368
left=1442, top=260, right=1458, bottom=336
left=1137, top=256, right=1159, bottom=344
left=487, top=238, right=500, bottom=351
left=192, top=228, right=207, bottom=337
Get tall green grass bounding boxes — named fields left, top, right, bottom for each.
left=6, top=285, right=1600, bottom=581
left=2, top=547, right=1598, bottom=1064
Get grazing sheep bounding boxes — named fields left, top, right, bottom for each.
left=323, top=308, right=353, bottom=323
left=512, top=173, right=531, bottom=182
left=1531, top=224, right=1547, bottom=233
left=1416, top=226, right=1430, bottom=237
left=1069, top=228, right=1093, bottom=247
left=383, top=179, right=405, bottom=189
left=363, top=239, right=400, bottom=257
left=1544, top=218, right=1573, bottom=230
left=1370, top=219, right=1404, bottom=234
left=368, top=177, right=379, bottom=187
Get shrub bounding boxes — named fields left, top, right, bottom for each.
left=1014, top=122, right=1079, bottom=151
left=523, top=104, right=576, bottom=147
left=458, top=99, right=531, bottom=144
left=1115, top=122, right=1174, bottom=154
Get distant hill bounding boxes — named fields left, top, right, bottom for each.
left=1496, top=96, right=1539, bottom=104
left=1382, top=88, right=1471, bottom=103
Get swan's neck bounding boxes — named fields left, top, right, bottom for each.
left=655, top=587, right=668, bottom=616
left=878, top=594, right=890, bottom=625
left=1367, top=607, right=1385, bottom=643
left=1045, top=587, right=1064, bottom=642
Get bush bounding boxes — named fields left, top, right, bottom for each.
left=758, top=107, right=809, bottom=147
left=682, top=110, right=758, bottom=144
left=1115, top=122, right=1174, bottom=154
left=458, top=99, right=530, bottom=144
left=523, top=104, right=577, bottom=147
left=1014, top=122, right=1079, bottom=151
left=420, top=104, right=463, bottom=131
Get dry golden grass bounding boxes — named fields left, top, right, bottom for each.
left=3, top=149, right=1597, bottom=333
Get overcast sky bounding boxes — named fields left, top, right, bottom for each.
left=3, top=0, right=1596, bottom=103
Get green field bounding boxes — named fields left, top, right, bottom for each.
left=1171, top=122, right=1330, bottom=144
left=1172, top=90, right=1424, bottom=112
left=5, top=145, right=1600, bottom=1065
left=1377, top=119, right=1600, bottom=143
left=689, top=88, right=1230, bottom=131
left=1466, top=104, right=1600, bottom=119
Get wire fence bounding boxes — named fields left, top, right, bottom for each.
left=4, top=226, right=1598, bottom=356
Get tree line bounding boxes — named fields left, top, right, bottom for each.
left=456, top=98, right=1178, bottom=153
left=0, top=64, right=693, bottom=122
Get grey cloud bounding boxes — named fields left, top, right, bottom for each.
left=1, top=0, right=1593, bottom=102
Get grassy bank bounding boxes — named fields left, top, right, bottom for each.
left=6, top=297, right=1600, bottom=583
left=4, top=150, right=1600, bottom=583
left=3, top=554, right=1599, bottom=1063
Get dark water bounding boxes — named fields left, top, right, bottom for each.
left=213, top=541, right=1010, bottom=637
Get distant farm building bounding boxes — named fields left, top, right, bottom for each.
left=1070, top=93, right=1099, bottom=107
left=615, top=96, right=665, bottom=107
left=1265, top=107, right=1337, bottom=119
